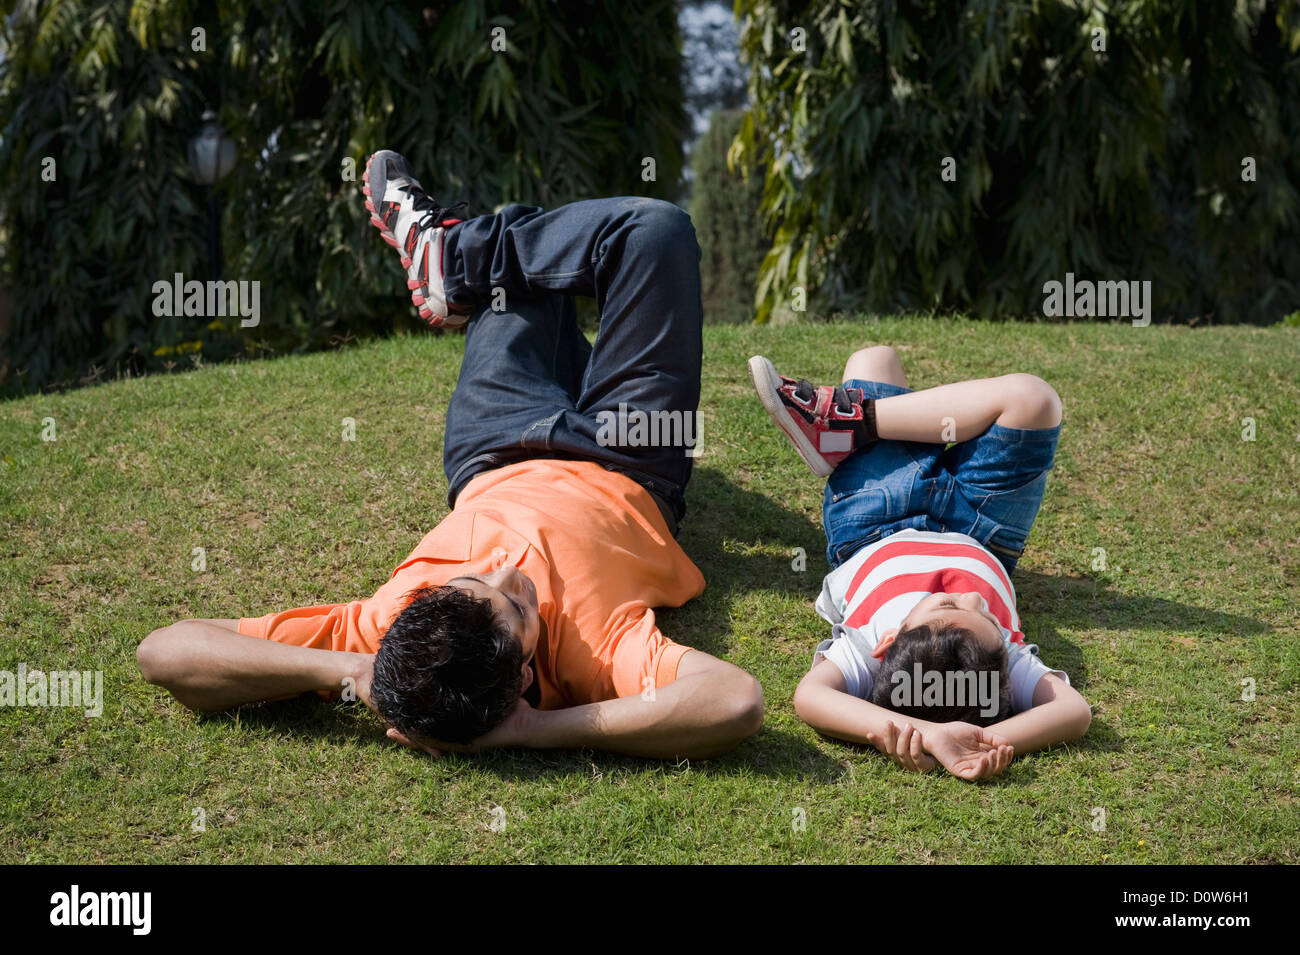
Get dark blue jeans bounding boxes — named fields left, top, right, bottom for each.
left=440, top=197, right=703, bottom=528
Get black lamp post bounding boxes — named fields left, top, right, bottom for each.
left=187, top=110, right=237, bottom=282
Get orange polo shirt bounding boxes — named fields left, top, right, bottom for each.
left=238, top=459, right=705, bottom=709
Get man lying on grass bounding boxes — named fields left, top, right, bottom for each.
left=748, top=347, right=1091, bottom=780
left=137, top=149, right=763, bottom=759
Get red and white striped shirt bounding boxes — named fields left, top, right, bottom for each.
left=814, top=530, right=1066, bottom=712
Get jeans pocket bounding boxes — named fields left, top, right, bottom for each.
left=984, top=533, right=1026, bottom=560
left=961, top=471, right=1047, bottom=567
left=965, top=472, right=1047, bottom=533
left=824, top=485, right=899, bottom=562
left=826, top=485, right=893, bottom=527
left=832, top=528, right=885, bottom=565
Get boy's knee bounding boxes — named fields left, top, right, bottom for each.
left=1001, top=373, right=1062, bottom=428
left=843, top=345, right=902, bottom=383
left=852, top=344, right=898, bottom=363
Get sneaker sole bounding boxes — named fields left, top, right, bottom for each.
left=362, top=151, right=466, bottom=328
left=362, top=150, right=411, bottom=258
left=747, top=355, right=834, bottom=477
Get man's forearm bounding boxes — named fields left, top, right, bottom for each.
left=137, top=620, right=364, bottom=711
left=527, top=671, right=761, bottom=759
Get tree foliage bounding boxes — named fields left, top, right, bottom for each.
left=732, top=0, right=1300, bottom=323
left=0, top=0, right=686, bottom=392
left=691, top=108, right=767, bottom=323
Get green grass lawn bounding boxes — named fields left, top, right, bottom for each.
left=1, top=316, right=1297, bottom=863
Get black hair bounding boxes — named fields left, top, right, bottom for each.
left=869, top=623, right=1011, bottom=726
left=370, top=585, right=524, bottom=744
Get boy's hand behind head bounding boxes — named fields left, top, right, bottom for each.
left=868, top=720, right=938, bottom=773
left=922, top=721, right=1014, bottom=781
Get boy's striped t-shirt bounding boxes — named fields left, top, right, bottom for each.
left=813, top=529, right=1067, bottom=712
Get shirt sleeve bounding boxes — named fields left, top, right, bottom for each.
left=815, top=565, right=849, bottom=625
left=237, top=560, right=434, bottom=654
left=237, top=599, right=388, bottom=654
left=1007, top=640, right=1069, bottom=713
left=606, top=606, right=692, bottom=701
left=238, top=508, right=482, bottom=653
left=816, top=624, right=877, bottom=700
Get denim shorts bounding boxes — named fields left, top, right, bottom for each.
left=822, top=379, right=1061, bottom=574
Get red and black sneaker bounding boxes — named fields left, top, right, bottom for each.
left=747, top=355, right=879, bottom=476
left=362, top=149, right=471, bottom=328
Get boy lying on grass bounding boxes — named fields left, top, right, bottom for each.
left=749, top=346, right=1091, bottom=780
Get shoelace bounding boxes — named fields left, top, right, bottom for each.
left=401, top=184, right=468, bottom=231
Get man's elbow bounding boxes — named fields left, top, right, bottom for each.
left=136, top=623, right=184, bottom=687
left=733, top=673, right=765, bottom=739
left=713, top=672, right=765, bottom=750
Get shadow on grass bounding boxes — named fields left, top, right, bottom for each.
left=997, top=568, right=1267, bottom=761
left=463, top=725, right=849, bottom=784
left=203, top=473, right=1267, bottom=781
left=215, top=701, right=849, bottom=783
left=1014, top=569, right=1270, bottom=694
left=660, top=465, right=828, bottom=657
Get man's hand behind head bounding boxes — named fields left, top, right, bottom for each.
left=369, top=583, right=527, bottom=746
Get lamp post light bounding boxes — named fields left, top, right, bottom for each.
left=187, top=109, right=237, bottom=282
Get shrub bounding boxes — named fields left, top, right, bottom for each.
left=690, top=109, right=768, bottom=324
left=732, top=0, right=1300, bottom=324
left=0, top=0, right=687, bottom=393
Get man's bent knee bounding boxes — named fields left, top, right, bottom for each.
left=627, top=198, right=697, bottom=251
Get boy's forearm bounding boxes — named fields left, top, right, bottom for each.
left=986, top=697, right=1091, bottom=754
left=795, top=681, right=938, bottom=746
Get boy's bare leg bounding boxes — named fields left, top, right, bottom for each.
left=843, top=345, right=908, bottom=388
left=840, top=345, right=1061, bottom=442
left=873, top=373, right=1061, bottom=440
left=748, top=345, right=1061, bottom=477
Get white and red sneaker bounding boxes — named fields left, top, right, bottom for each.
left=362, top=150, right=471, bottom=328
left=748, top=355, right=879, bottom=476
